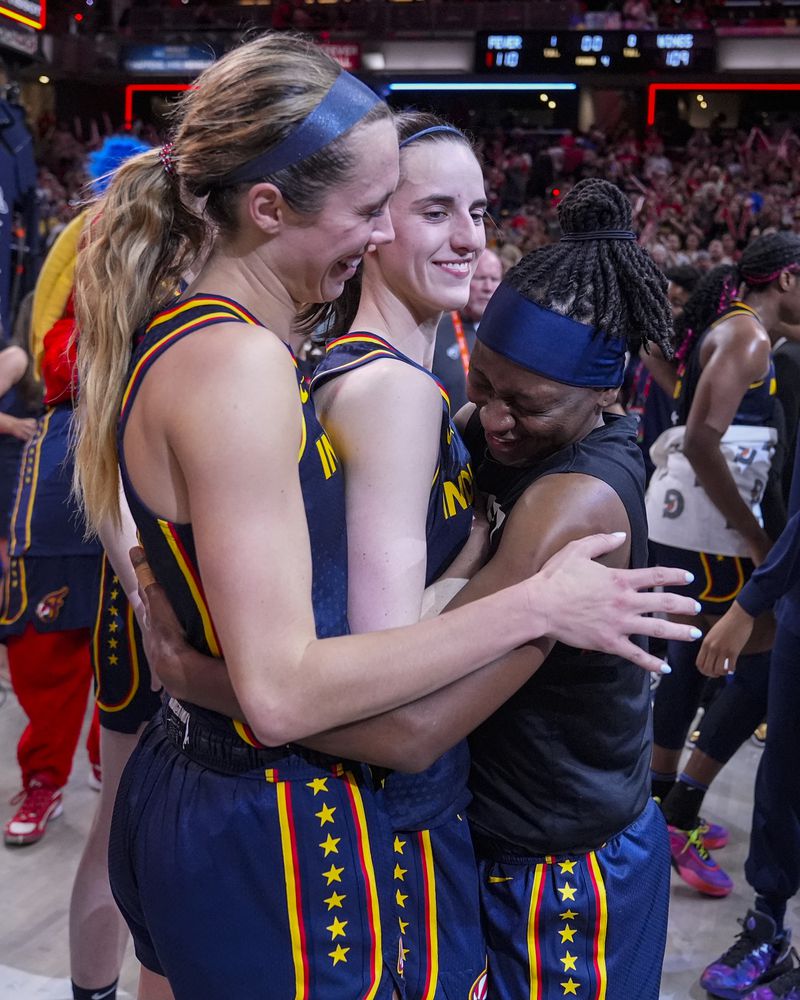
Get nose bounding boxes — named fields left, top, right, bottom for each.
left=371, top=209, right=395, bottom=248
left=451, top=211, right=485, bottom=256
left=479, top=397, right=515, bottom=435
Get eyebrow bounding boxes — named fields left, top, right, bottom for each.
left=410, top=194, right=488, bottom=210
left=357, top=191, right=393, bottom=215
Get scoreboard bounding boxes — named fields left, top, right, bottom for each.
left=476, top=31, right=715, bottom=74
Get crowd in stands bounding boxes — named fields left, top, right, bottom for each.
left=478, top=122, right=800, bottom=273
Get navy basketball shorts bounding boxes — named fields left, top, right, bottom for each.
left=477, top=799, right=670, bottom=1000
left=93, top=555, right=162, bottom=734
left=393, top=814, right=487, bottom=999
left=109, top=702, right=400, bottom=999
left=0, top=554, right=101, bottom=637
left=651, top=541, right=754, bottom=615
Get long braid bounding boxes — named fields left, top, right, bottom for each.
left=504, top=178, right=673, bottom=359
left=673, top=265, right=738, bottom=364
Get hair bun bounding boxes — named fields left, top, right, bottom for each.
left=558, top=178, right=632, bottom=237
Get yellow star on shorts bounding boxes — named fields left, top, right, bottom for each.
left=329, top=944, right=349, bottom=966
left=558, top=860, right=577, bottom=875
left=393, top=864, right=407, bottom=881
left=393, top=836, right=406, bottom=854
left=560, top=909, right=578, bottom=920
left=559, top=925, right=577, bottom=944
left=558, top=882, right=577, bottom=901
left=315, top=803, right=336, bottom=826
left=323, top=864, right=344, bottom=885
left=307, top=777, right=329, bottom=795
left=398, top=917, right=409, bottom=935
left=395, top=889, right=408, bottom=909
left=326, top=917, right=347, bottom=940
left=561, top=977, right=580, bottom=995
left=324, top=891, right=346, bottom=910
left=560, top=951, right=578, bottom=972
left=319, top=834, right=341, bottom=857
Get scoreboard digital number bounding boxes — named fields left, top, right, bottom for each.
left=477, top=31, right=715, bottom=74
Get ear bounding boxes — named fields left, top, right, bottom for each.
left=778, top=269, right=798, bottom=293
left=245, top=182, right=285, bottom=236
left=597, top=386, right=620, bottom=408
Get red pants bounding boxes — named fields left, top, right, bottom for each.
left=7, top=623, right=100, bottom=789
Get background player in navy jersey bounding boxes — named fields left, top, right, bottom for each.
left=73, top=37, right=697, bottom=1000
left=647, top=234, right=800, bottom=898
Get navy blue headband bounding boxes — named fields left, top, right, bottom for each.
left=476, top=281, right=627, bottom=388
left=399, top=125, right=464, bottom=148
left=560, top=230, right=637, bottom=242
left=212, top=72, right=381, bottom=189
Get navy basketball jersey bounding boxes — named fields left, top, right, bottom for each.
left=118, top=295, right=349, bottom=749
left=674, top=301, right=777, bottom=428
left=312, top=332, right=474, bottom=829
left=312, top=332, right=474, bottom=587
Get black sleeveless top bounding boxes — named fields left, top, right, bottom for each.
left=118, top=295, right=350, bottom=750
left=464, top=412, right=652, bottom=857
left=312, top=332, right=473, bottom=829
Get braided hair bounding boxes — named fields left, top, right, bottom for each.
left=504, top=178, right=673, bottom=359
left=739, top=232, right=800, bottom=288
left=673, top=264, right=738, bottom=364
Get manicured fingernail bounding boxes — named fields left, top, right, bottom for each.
left=660, top=662, right=672, bottom=674
left=611, top=531, right=626, bottom=538
left=685, top=572, right=695, bottom=583
left=694, top=601, right=703, bottom=613
left=723, top=658, right=730, bottom=673
left=690, top=627, right=703, bottom=639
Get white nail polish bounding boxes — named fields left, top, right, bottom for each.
left=660, top=662, right=672, bottom=674
left=690, top=627, right=703, bottom=639
left=685, top=572, right=695, bottom=583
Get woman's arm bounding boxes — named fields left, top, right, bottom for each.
left=683, top=318, right=774, bottom=565
left=0, top=346, right=28, bottom=398
left=639, top=343, right=678, bottom=397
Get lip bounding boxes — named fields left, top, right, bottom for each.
left=333, top=256, right=363, bottom=280
left=486, top=432, right=519, bottom=452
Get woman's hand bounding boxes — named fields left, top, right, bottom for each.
left=0, top=414, right=37, bottom=442
left=532, top=532, right=701, bottom=674
left=130, top=546, right=187, bottom=694
left=696, top=601, right=755, bottom=677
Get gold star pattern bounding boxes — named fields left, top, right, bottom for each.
left=395, top=889, right=408, bottom=909
left=323, top=864, right=344, bottom=885
left=329, top=944, right=349, bottom=966
left=560, top=952, right=578, bottom=972
left=559, top=925, right=577, bottom=944
left=559, top=909, right=578, bottom=920
left=112, top=576, right=119, bottom=584
left=558, top=882, right=577, bottom=901
left=400, top=944, right=410, bottom=965
left=110, top=589, right=119, bottom=600
left=315, top=803, right=336, bottom=826
left=307, top=777, right=329, bottom=795
left=319, top=834, right=341, bottom=857
left=324, top=891, right=346, bottom=910
left=108, top=622, right=118, bottom=633
left=326, top=917, right=348, bottom=940
left=108, top=655, right=119, bottom=666
left=393, top=864, right=407, bottom=881
left=398, top=917, right=409, bottom=935
left=561, top=977, right=580, bottom=995
left=393, top=836, right=406, bottom=855
left=108, top=606, right=119, bottom=618
left=108, top=638, right=118, bottom=649
left=558, top=860, right=577, bottom=875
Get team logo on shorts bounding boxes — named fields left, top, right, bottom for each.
left=734, top=446, right=757, bottom=467
left=662, top=489, right=684, bottom=519
left=469, top=967, right=488, bottom=999
left=35, top=587, right=69, bottom=622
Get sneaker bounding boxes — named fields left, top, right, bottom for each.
left=669, top=824, right=734, bottom=897
left=3, top=778, right=63, bottom=846
left=88, top=763, right=102, bottom=792
left=700, top=817, right=729, bottom=850
left=701, top=910, right=793, bottom=998
left=746, top=960, right=800, bottom=998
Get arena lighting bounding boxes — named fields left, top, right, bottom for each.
left=387, top=82, right=577, bottom=92
left=0, top=0, right=46, bottom=30
left=124, top=83, right=193, bottom=129
left=647, top=82, right=800, bottom=126
left=548, top=100, right=557, bottom=108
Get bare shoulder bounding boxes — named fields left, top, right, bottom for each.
left=703, top=313, right=771, bottom=372
left=318, top=354, right=442, bottom=423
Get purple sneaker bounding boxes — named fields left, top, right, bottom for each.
left=701, top=910, right=793, bottom=998
left=746, top=962, right=800, bottom=998
left=669, top=824, right=734, bottom=897
left=700, top=817, right=729, bottom=850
